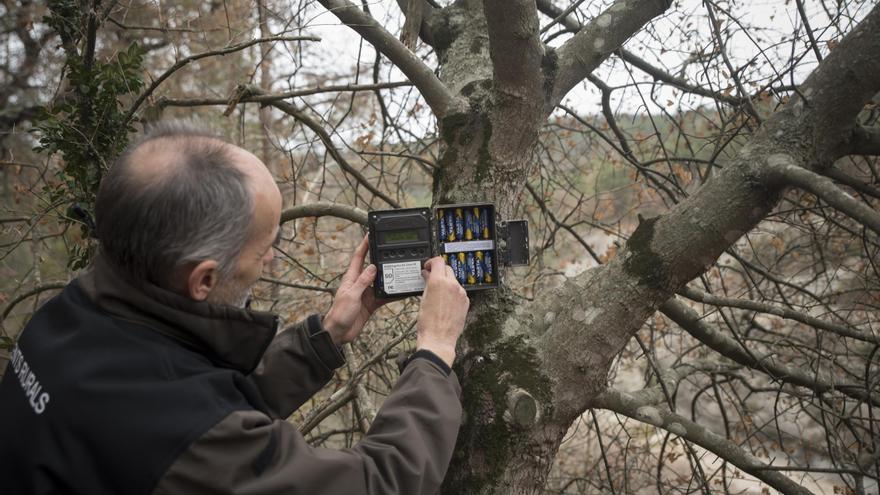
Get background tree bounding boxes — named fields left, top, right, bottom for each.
left=2, top=0, right=879, bottom=493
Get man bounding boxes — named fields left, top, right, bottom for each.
left=0, top=121, right=470, bottom=494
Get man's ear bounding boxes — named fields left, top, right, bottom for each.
left=186, top=260, right=219, bottom=301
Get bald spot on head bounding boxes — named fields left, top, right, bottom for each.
left=125, top=136, right=225, bottom=185
left=126, top=136, right=280, bottom=207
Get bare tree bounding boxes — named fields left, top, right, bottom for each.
left=2, top=0, right=879, bottom=493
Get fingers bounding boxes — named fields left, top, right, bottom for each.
left=421, top=257, right=451, bottom=286
left=342, top=235, right=371, bottom=285
left=423, top=256, right=448, bottom=276
left=352, top=264, right=377, bottom=293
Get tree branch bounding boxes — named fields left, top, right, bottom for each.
left=280, top=202, right=368, bottom=226
left=792, top=6, right=880, bottom=165
left=535, top=0, right=787, bottom=108
left=394, top=0, right=439, bottom=47
left=482, top=0, right=543, bottom=100
left=2, top=283, right=67, bottom=321
left=525, top=183, right=601, bottom=263
left=345, top=344, right=378, bottom=432
left=593, top=387, right=812, bottom=495
left=838, top=126, right=880, bottom=157
left=358, top=150, right=437, bottom=170
left=124, top=35, right=320, bottom=125
left=549, top=0, right=672, bottom=110
left=616, top=48, right=742, bottom=106
left=264, top=96, right=401, bottom=208
left=822, top=166, right=880, bottom=200
left=534, top=0, right=581, bottom=33
left=154, top=81, right=412, bottom=109
left=400, top=0, right=424, bottom=51
left=316, top=0, right=455, bottom=117
left=660, top=298, right=880, bottom=407
left=259, top=277, right=336, bottom=294
left=678, top=286, right=880, bottom=345
left=766, top=160, right=880, bottom=235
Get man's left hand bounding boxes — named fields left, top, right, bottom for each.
left=322, top=234, right=385, bottom=345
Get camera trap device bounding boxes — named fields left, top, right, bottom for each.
left=368, top=203, right=529, bottom=298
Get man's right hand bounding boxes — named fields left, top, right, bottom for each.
left=416, top=257, right=470, bottom=367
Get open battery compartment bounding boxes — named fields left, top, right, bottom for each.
left=434, top=204, right=499, bottom=290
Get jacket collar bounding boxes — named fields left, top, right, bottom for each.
left=77, top=256, right=278, bottom=374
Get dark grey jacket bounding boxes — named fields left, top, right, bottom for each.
left=0, top=259, right=462, bottom=494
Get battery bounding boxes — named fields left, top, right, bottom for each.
left=438, top=209, right=446, bottom=241
left=457, top=252, right=467, bottom=284
left=465, top=209, right=475, bottom=240
left=450, top=254, right=464, bottom=284
left=445, top=210, right=456, bottom=241
left=454, top=208, right=464, bottom=240
left=474, top=251, right=484, bottom=282
left=480, top=207, right=490, bottom=239
left=466, top=252, right=477, bottom=284
left=470, top=207, right=481, bottom=241
left=483, top=251, right=494, bottom=283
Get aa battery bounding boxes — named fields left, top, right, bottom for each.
left=445, top=210, right=455, bottom=241
left=474, top=251, right=485, bottom=282
left=465, top=252, right=477, bottom=284
left=438, top=209, right=446, bottom=241
left=454, top=208, right=464, bottom=240
left=480, top=207, right=490, bottom=239
left=456, top=252, right=467, bottom=284
left=470, top=207, right=480, bottom=241
left=450, top=253, right=465, bottom=284
left=483, top=251, right=494, bottom=283
left=464, top=208, right=475, bottom=240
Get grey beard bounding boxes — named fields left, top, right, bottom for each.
left=206, top=279, right=254, bottom=308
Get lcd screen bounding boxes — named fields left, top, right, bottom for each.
left=381, top=230, right=421, bottom=244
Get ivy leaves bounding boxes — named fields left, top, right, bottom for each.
left=34, top=1, right=145, bottom=269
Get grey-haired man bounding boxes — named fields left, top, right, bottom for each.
left=0, top=122, right=470, bottom=494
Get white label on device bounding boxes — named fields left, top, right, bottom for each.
left=443, top=240, right=495, bottom=253
left=382, top=261, right=425, bottom=294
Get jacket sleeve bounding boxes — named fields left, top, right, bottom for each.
left=153, top=359, right=463, bottom=495
left=248, top=315, right=346, bottom=419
